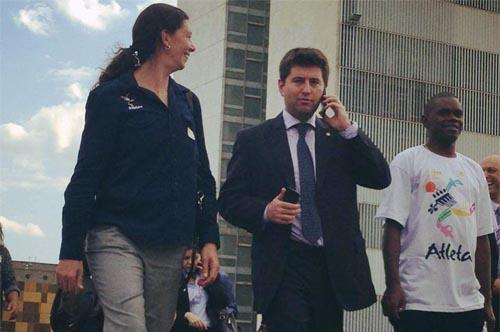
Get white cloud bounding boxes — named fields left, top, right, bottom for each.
left=0, top=92, right=85, bottom=190
left=0, top=216, right=45, bottom=238
left=33, top=101, right=86, bottom=151
left=136, top=0, right=177, bottom=12
left=2, top=123, right=27, bottom=141
left=49, top=66, right=94, bottom=81
left=55, top=0, right=127, bottom=30
left=15, top=4, right=53, bottom=36
left=66, top=82, right=86, bottom=100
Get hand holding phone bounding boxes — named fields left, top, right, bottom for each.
left=319, top=91, right=351, bottom=131
left=319, top=89, right=336, bottom=118
left=265, top=188, right=301, bottom=224
left=283, top=187, right=300, bottom=204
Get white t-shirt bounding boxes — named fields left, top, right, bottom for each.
left=376, top=145, right=494, bottom=312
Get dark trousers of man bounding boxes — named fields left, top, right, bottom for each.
left=493, top=294, right=499, bottom=332
left=264, top=241, right=343, bottom=332
left=391, top=309, right=484, bottom=332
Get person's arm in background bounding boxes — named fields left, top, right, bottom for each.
left=475, top=235, right=495, bottom=332
left=1, top=245, right=20, bottom=320
left=219, top=271, right=238, bottom=317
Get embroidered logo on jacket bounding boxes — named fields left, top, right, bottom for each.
left=120, top=94, right=143, bottom=110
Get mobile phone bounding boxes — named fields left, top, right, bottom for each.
left=283, top=187, right=300, bottom=204
left=319, top=89, right=336, bottom=118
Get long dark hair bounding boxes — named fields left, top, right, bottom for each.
left=97, top=3, right=189, bottom=85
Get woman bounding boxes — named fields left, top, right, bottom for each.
left=172, top=247, right=228, bottom=332
left=56, top=4, right=220, bottom=332
left=0, top=224, right=20, bottom=321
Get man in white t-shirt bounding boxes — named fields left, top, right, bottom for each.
left=376, top=92, right=496, bottom=332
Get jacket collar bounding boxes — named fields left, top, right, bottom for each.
left=116, top=70, right=189, bottom=95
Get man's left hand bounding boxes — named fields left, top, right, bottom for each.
left=484, top=302, right=496, bottom=332
left=198, top=243, right=219, bottom=287
left=320, top=95, right=351, bottom=131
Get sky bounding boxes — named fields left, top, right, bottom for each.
left=0, top=0, right=176, bottom=263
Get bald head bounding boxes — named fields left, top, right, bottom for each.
left=481, top=154, right=500, bottom=203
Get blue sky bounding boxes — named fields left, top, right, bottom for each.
left=0, top=0, right=175, bottom=263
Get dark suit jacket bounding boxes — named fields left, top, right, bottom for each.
left=218, top=113, right=391, bottom=313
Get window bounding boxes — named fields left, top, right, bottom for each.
left=225, top=85, right=244, bottom=106
left=227, top=48, right=245, bottom=69
left=249, top=0, right=268, bottom=10
left=223, top=121, right=243, bottom=141
left=228, top=12, right=247, bottom=33
left=220, top=234, right=237, bottom=255
left=245, top=60, right=263, bottom=82
left=237, top=245, right=251, bottom=267
left=244, top=96, right=262, bottom=119
left=247, top=24, right=264, bottom=46
left=236, top=284, right=253, bottom=306
left=224, top=106, right=242, bottom=117
left=220, top=159, right=229, bottom=181
left=228, top=0, right=248, bottom=8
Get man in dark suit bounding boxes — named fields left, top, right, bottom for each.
left=218, top=48, right=391, bottom=332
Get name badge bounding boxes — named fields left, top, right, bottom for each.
left=187, top=127, right=195, bottom=140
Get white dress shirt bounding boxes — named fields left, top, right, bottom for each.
left=270, top=110, right=358, bottom=246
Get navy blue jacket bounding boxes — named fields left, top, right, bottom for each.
left=60, top=71, right=219, bottom=260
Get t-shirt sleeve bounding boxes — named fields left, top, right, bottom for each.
left=375, top=162, right=412, bottom=227
left=474, top=169, right=495, bottom=237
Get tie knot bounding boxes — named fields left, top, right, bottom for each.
left=295, top=123, right=312, bottom=137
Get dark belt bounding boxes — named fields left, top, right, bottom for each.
left=289, top=239, right=325, bottom=255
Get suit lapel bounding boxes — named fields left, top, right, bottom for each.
left=315, top=117, right=338, bottom=192
left=268, top=114, right=295, bottom=189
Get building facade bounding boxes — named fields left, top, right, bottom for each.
left=1, top=261, right=56, bottom=332
left=177, top=1, right=500, bottom=331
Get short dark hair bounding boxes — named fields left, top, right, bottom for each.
left=424, top=92, right=459, bottom=115
left=279, top=48, right=329, bottom=86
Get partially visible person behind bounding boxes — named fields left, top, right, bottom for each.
left=171, top=247, right=228, bottom=332
left=0, top=223, right=20, bottom=321
left=481, top=154, right=500, bottom=332
left=218, top=271, right=237, bottom=319
left=56, top=3, right=220, bottom=332
left=376, top=92, right=496, bottom=332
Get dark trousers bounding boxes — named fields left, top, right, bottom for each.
left=493, top=294, right=499, bottom=332
left=391, top=309, right=484, bottom=332
left=264, top=241, right=343, bottom=332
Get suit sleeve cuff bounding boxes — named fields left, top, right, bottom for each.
left=339, top=121, right=358, bottom=139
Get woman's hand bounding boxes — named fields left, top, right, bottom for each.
left=185, top=312, right=207, bottom=330
left=198, top=243, right=219, bottom=287
left=56, top=259, right=83, bottom=295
